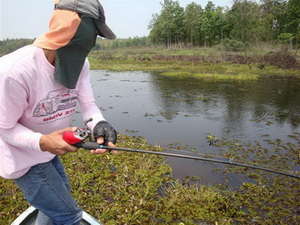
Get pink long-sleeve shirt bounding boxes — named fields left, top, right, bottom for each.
left=0, top=45, right=105, bottom=179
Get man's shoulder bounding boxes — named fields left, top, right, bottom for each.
left=0, top=45, right=41, bottom=74
left=0, top=45, right=36, bottom=59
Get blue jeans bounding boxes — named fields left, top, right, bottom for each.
left=14, top=156, right=82, bottom=225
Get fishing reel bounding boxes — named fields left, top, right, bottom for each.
left=62, top=118, right=93, bottom=148
left=62, top=128, right=90, bottom=147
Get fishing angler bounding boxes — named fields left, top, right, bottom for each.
left=0, top=0, right=118, bottom=224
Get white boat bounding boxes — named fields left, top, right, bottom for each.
left=11, top=206, right=103, bottom=225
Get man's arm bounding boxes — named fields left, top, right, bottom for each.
left=0, top=124, right=77, bottom=155
left=76, top=61, right=117, bottom=154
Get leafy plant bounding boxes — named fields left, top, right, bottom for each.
left=1, top=133, right=299, bottom=224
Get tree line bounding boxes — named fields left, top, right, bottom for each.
left=148, top=0, right=300, bottom=48
left=1, top=0, right=299, bottom=54
left=0, top=38, right=33, bottom=56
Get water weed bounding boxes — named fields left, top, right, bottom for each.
left=1, top=133, right=299, bottom=224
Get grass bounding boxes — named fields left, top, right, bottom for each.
left=88, top=45, right=300, bottom=80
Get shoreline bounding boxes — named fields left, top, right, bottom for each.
left=88, top=46, right=300, bottom=80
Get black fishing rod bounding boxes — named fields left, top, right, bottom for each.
left=81, top=142, right=300, bottom=179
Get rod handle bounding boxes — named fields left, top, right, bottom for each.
left=81, top=142, right=101, bottom=150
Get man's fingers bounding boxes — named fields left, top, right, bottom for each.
left=40, top=127, right=78, bottom=155
left=59, top=127, right=77, bottom=134
left=90, top=148, right=107, bottom=154
left=90, top=141, right=118, bottom=155
left=96, top=137, right=104, bottom=145
left=107, top=141, right=118, bottom=154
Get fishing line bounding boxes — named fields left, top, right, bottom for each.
left=81, top=142, right=300, bottom=179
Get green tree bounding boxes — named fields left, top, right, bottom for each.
left=184, top=2, right=203, bottom=46
left=224, top=0, right=261, bottom=43
left=200, top=2, right=225, bottom=47
left=260, top=0, right=288, bottom=43
left=201, top=1, right=215, bottom=47
left=147, top=0, right=299, bottom=47
left=0, top=38, right=33, bottom=56
left=149, top=0, right=184, bottom=46
left=285, top=0, right=300, bottom=47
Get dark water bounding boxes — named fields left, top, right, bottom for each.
left=73, top=70, right=300, bottom=185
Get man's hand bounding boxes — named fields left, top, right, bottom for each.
left=40, top=127, right=78, bottom=155
left=90, top=138, right=118, bottom=154
left=91, top=121, right=118, bottom=154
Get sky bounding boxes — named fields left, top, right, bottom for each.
left=0, top=0, right=234, bottom=40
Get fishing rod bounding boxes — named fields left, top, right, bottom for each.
left=80, top=142, right=300, bottom=179
left=61, top=122, right=299, bottom=180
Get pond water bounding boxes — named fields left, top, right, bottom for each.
left=73, top=70, right=300, bottom=186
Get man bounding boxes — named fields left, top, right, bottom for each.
left=0, top=0, right=117, bottom=224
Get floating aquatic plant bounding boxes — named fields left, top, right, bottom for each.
left=0, top=133, right=299, bottom=224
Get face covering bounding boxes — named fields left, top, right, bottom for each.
left=54, top=15, right=97, bottom=89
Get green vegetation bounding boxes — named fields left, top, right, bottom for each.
left=1, top=133, right=299, bottom=224
left=149, top=0, right=300, bottom=48
left=1, top=38, right=299, bottom=80
left=88, top=44, right=300, bottom=80
left=0, top=38, right=33, bottom=56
